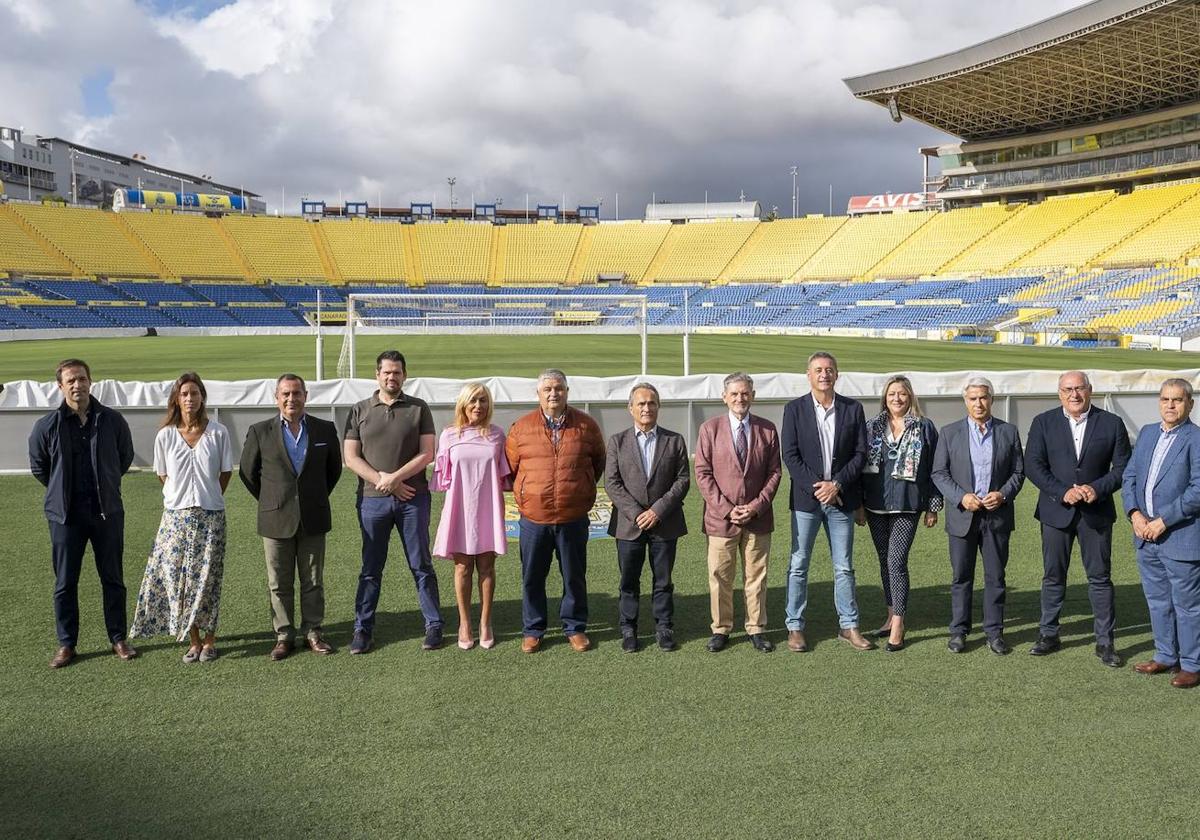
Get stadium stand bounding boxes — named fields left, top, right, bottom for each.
left=218, top=215, right=326, bottom=282
left=568, top=222, right=670, bottom=284
left=796, top=211, right=931, bottom=280
left=0, top=205, right=74, bottom=276
left=725, top=216, right=846, bottom=282
left=411, top=221, right=491, bottom=284
left=10, top=204, right=160, bottom=277
left=319, top=219, right=410, bottom=283
left=870, top=203, right=1014, bottom=278
left=500, top=222, right=582, bottom=284
left=644, top=220, right=757, bottom=283
left=120, top=212, right=248, bottom=279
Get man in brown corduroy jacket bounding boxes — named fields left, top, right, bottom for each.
left=506, top=368, right=606, bottom=654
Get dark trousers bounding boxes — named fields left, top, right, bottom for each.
left=948, top=516, right=1010, bottom=639
left=1039, top=519, right=1115, bottom=644
left=49, top=510, right=127, bottom=647
left=616, top=535, right=677, bottom=633
left=519, top=516, right=589, bottom=637
left=355, top=493, right=442, bottom=635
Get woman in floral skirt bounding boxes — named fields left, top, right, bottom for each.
left=130, top=372, right=232, bottom=662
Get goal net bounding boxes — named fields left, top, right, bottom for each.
left=335, top=292, right=649, bottom=378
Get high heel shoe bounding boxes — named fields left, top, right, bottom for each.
left=457, top=638, right=476, bottom=651
left=885, top=638, right=905, bottom=652
left=479, top=626, right=496, bottom=649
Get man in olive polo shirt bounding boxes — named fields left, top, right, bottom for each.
left=343, top=350, right=443, bottom=654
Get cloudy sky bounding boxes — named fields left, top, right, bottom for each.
left=1, top=0, right=1082, bottom=216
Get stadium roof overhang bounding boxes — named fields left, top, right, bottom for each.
left=843, top=0, right=1200, bottom=141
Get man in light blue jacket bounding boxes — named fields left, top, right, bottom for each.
left=1123, top=378, right=1200, bottom=689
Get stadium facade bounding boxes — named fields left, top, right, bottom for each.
left=0, top=125, right=264, bottom=212
left=845, top=0, right=1200, bottom=205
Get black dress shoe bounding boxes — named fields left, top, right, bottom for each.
left=1029, top=635, right=1061, bottom=656
left=656, top=629, right=678, bottom=652
left=885, top=640, right=905, bottom=652
left=621, top=634, right=639, bottom=653
left=707, top=633, right=729, bottom=652
left=749, top=634, right=775, bottom=653
left=947, top=635, right=966, bottom=654
left=1095, top=644, right=1123, bottom=668
left=987, top=636, right=1011, bottom=656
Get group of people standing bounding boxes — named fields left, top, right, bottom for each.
left=28, top=352, right=1200, bottom=689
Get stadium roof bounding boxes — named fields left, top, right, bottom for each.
left=844, top=0, right=1200, bottom=141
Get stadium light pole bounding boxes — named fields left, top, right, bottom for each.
left=70, top=149, right=77, bottom=204
left=447, top=177, right=457, bottom=216
left=790, top=165, right=798, bottom=218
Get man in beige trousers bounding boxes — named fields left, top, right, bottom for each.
left=240, top=374, right=343, bottom=660
left=694, top=372, right=782, bottom=653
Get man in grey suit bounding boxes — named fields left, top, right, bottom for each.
left=932, top=375, right=1025, bottom=655
left=240, top=374, right=343, bottom=660
left=605, top=382, right=690, bottom=653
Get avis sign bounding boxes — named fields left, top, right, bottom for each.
left=847, top=192, right=932, bottom=214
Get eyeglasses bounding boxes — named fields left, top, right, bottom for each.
left=1059, top=387, right=1089, bottom=394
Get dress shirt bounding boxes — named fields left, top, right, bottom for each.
left=812, top=394, right=836, bottom=481
left=968, top=417, right=994, bottom=498
left=727, top=412, right=751, bottom=447
left=1064, top=407, right=1089, bottom=460
left=154, top=421, right=233, bottom=511
left=543, top=411, right=567, bottom=446
left=281, top=414, right=308, bottom=474
left=635, top=426, right=657, bottom=477
left=1144, top=424, right=1181, bottom=518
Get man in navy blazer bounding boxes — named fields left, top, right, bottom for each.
left=932, top=376, right=1025, bottom=655
left=1123, top=378, right=1200, bottom=689
left=1025, top=371, right=1130, bottom=667
left=781, top=351, right=872, bottom=652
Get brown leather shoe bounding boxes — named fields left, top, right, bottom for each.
left=787, top=630, right=808, bottom=652
left=1134, top=660, right=1180, bottom=675
left=1170, top=670, right=1199, bottom=688
left=307, top=636, right=334, bottom=655
left=112, top=640, right=139, bottom=661
left=838, top=627, right=876, bottom=651
left=521, top=635, right=542, bottom=654
left=50, top=646, right=75, bottom=669
left=269, top=641, right=293, bottom=661
left=568, top=632, right=592, bottom=652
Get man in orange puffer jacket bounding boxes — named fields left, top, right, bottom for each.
left=505, top=369, right=606, bottom=654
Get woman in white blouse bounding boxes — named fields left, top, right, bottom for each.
left=130, top=372, right=232, bottom=662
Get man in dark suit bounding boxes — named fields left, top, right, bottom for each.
left=1025, top=371, right=1130, bottom=667
left=932, top=376, right=1025, bottom=655
left=240, top=373, right=343, bottom=660
left=780, top=351, right=871, bottom=652
left=605, top=382, right=690, bottom=653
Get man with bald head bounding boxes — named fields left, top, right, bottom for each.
left=1025, top=371, right=1130, bottom=667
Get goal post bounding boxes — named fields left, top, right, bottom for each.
left=336, top=292, right=650, bottom=379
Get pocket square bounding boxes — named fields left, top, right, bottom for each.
left=314, top=442, right=327, bottom=447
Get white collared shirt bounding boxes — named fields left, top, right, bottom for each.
left=154, top=421, right=233, bottom=511
left=1064, top=407, right=1090, bottom=460
left=812, top=393, right=836, bottom=481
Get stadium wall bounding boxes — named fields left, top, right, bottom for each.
left=0, top=371, right=1187, bottom=473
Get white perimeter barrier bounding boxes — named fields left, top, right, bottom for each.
left=1, top=370, right=1197, bottom=474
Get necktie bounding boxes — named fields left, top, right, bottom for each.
left=735, top=422, right=747, bottom=468
left=641, top=433, right=652, bottom=476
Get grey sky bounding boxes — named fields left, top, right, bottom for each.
left=0, top=0, right=1081, bottom=216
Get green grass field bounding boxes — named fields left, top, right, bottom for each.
left=3, top=333, right=1199, bottom=381
left=2, top=332, right=1197, bottom=838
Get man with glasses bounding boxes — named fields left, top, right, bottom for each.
left=1025, top=371, right=1130, bottom=667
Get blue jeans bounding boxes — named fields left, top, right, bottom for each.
left=519, top=516, right=589, bottom=637
left=785, top=506, right=859, bottom=631
left=355, top=493, right=442, bottom=635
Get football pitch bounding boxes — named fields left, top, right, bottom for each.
left=3, top=332, right=1199, bottom=381
left=2, top=332, right=1197, bottom=838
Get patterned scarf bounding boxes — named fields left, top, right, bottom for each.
left=864, top=412, right=923, bottom=481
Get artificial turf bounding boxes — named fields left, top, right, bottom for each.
left=1, top=469, right=1194, bottom=838
left=3, top=332, right=1199, bottom=382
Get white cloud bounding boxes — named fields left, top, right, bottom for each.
left=0, top=0, right=1083, bottom=214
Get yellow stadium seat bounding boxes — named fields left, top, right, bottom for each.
left=500, top=222, right=582, bottom=284
left=0, top=206, right=75, bottom=275
left=121, top=211, right=248, bottom=279
left=796, top=212, right=931, bottom=280
left=320, top=219, right=409, bottom=282
left=1100, top=187, right=1200, bottom=266
left=219, top=215, right=327, bottom=281
left=570, top=222, right=671, bottom=284
left=411, top=221, right=492, bottom=283
left=10, top=204, right=158, bottom=277
left=726, top=217, right=846, bottom=282
left=871, top=204, right=1014, bottom=278
left=646, top=220, right=757, bottom=283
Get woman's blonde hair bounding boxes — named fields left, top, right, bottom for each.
left=878, top=375, right=924, bottom=418
left=453, top=382, right=494, bottom=432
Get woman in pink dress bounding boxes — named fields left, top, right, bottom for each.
left=432, top=382, right=510, bottom=650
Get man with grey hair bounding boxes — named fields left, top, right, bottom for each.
left=605, top=382, right=690, bottom=652
left=695, top=372, right=782, bottom=652
left=1025, top=370, right=1130, bottom=666
left=506, top=368, right=606, bottom=653
left=1123, top=377, right=1200, bottom=688
left=932, top=375, right=1025, bottom=655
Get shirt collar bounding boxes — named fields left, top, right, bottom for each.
left=1160, top=422, right=1183, bottom=435
left=59, top=399, right=95, bottom=423
left=1063, top=407, right=1090, bottom=424
left=812, top=393, right=836, bottom=414
left=728, top=411, right=750, bottom=428
left=635, top=426, right=658, bottom=438
left=371, top=390, right=408, bottom=407
left=280, top=413, right=308, bottom=428
left=543, top=411, right=567, bottom=427
left=971, top=417, right=994, bottom=434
